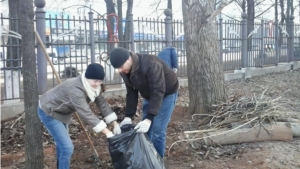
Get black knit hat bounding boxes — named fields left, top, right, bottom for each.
left=109, top=47, right=130, bottom=68
left=85, top=63, right=105, bottom=80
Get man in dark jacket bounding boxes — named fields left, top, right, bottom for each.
left=109, top=47, right=179, bottom=158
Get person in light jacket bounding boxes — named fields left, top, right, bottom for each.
left=109, top=47, right=179, bottom=158
left=38, top=63, right=121, bottom=169
left=158, top=46, right=178, bottom=73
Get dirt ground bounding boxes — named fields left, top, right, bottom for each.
left=1, top=69, right=300, bottom=169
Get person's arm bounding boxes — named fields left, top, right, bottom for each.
left=95, top=94, right=117, bottom=124
left=119, top=76, right=139, bottom=127
left=94, top=94, right=121, bottom=135
left=70, top=87, right=113, bottom=137
left=124, top=82, right=139, bottom=118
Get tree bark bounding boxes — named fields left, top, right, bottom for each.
left=167, top=0, right=174, bottom=40
left=7, top=0, right=21, bottom=68
left=123, top=0, right=133, bottom=49
left=247, top=0, right=255, bottom=50
left=104, top=0, right=117, bottom=53
left=116, top=0, right=133, bottom=49
left=279, top=0, right=285, bottom=46
left=168, top=0, right=173, bottom=19
left=19, top=0, right=44, bottom=168
left=117, top=0, right=123, bottom=47
left=182, top=1, right=227, bottom=115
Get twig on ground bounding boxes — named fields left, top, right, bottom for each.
left=204, top=149, right=210, bottom=159
left=10, top=116, right=23, bottom=129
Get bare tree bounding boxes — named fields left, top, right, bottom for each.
left=6, top=0, right=21, bottom=68
left=182, top=0, right=228, bottom=116
left=117, top=0, right=124, bottom=47
left=123, top=0, right=134, bottom=49
left=168, top=0, right=172, bottom=16
left=235, top=0, right=273, bottom=20
left=247, top=0, right=255, bottom=49
left=279, top=0, right=285, bottom=46
left=105, top=0, right=134, bottom=50
left=19, top=0, right=44, bottom=168
left=104, top=0, right=117, bottom=53
left=117, top=0, right=134, bottom=49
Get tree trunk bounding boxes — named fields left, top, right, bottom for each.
left=19, top=0, right=44, bottom=168
left=168, top=0, right=173, bottom=18
left=279, top=0, right=285, bottom=46
left=167, top=0, right=174, bottom=40
left=104, top=0, right=117, bottom=53
left=117, top=0, right=124, bottom=47
left=247, top=0, right=255, bottom=50
left=242, top=0, right=246, bottom=12
left=7, top=0, right=21, bottom=68
left=123, top=0, right=133, bottom=49
left=182, top=1, right=227, bottom=115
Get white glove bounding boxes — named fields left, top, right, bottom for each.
left=173, top=68, right=178, bottom=73
left=134, top=119, right=152, bottom=133
left=113, top=122, right=121, bottom=135
left=119, top=117, right=132, bottom=127
left=106, top=131, right=114, bottom=138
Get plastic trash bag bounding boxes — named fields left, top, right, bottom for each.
left=108, top=124, right=165, bottom=169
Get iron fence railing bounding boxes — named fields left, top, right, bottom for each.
left=1, top=10, right=300, bottom=101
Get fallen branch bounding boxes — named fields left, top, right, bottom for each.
left=169, top=86, right=299, bottom=156
left=168, top=115, right=260, bottom=156
left=10, top=115, right=23, bottom=129
left=184, top=128, right=218, bottom=134
left=202, top=123, right=293, bottom=146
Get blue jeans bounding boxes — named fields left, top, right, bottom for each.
left=142, top=92, right=178, bottom=157
left=38, top=106, right=74, bottom=169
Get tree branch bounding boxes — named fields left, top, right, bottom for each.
left=208, top=0, right=233, bottom=22
left=255, top=4, right=274, bottom=18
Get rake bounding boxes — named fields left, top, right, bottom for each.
left=35, top=30, right=102, bottom=168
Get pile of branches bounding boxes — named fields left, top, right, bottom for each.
left=167, top=88, right=299, bottom=155
left=194, top=88, right=295, bottom=131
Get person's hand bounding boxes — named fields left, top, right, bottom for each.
left=113, top=121, right=121, bottom=135
left=105, top=131, right=115, bottom=138
left=119, top=117, right=132, bottom=127
left=173, top=68, right=178, bottom=73
left=134, top=119, right=151, bottom=133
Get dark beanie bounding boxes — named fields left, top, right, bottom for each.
left=109, top=47, right=130, bottom=68
left=85, top=63, right=105, bottom=80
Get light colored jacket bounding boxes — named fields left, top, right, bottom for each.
left=39, top=74, right=117, bottom=132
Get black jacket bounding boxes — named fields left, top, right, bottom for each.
left=120, top=52, right=179, bottom=118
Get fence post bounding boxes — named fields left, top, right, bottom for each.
left=35, top=0, right=47, bottom=95
left=89, top=9, right=95, bottom=63
left=129, top=14, right=135, bottom=52
left=164, top=9, right=172, bottom=47
left=260, top=20, right=264, bottom=67
left=219, top=17, right=223, bottom=64
left=241, top=13, right=248, bottom=68
left=275, top=20, right=279, bottom=65
left=288, top=15, right=295, bottom=65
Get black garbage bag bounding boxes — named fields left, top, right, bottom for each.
left=108, top=124, right=165, bottom=169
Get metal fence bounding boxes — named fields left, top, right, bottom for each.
left=1, top=8, right=300, bottom=102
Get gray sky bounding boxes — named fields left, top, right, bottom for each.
left=0, top=0, right=299, bottom=22
left=42, top=0, right=183, bottom=19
